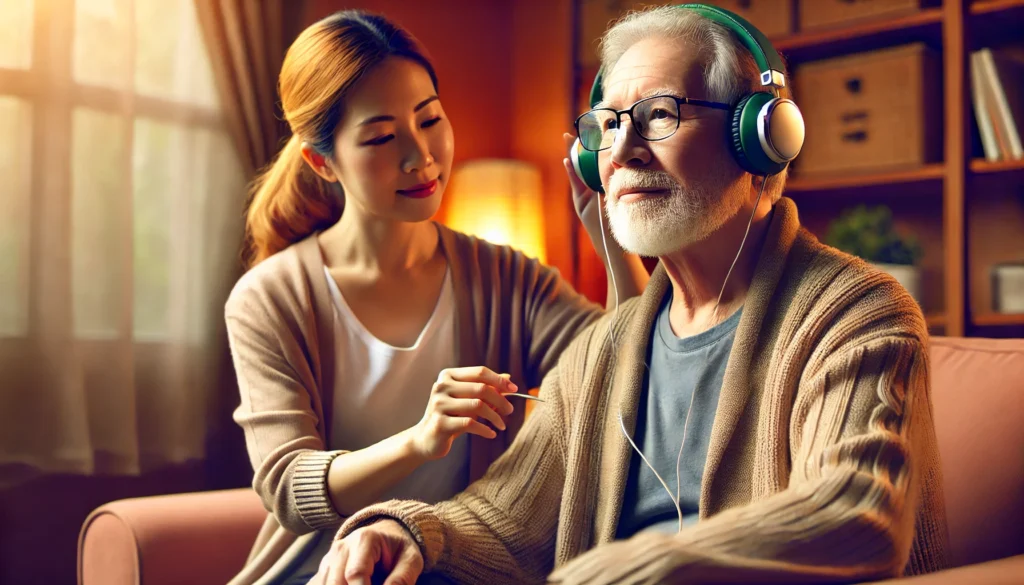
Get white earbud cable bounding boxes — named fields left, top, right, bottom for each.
left=599, top=175, right=770, bottom=534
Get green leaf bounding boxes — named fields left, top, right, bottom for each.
left=823, top=204, right=923, bottom=265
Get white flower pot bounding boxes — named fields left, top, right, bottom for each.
left=992, top=263, right=1024, bottom=314
left=872, top=263, right=923, bottom=307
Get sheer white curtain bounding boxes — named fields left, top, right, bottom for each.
left=0, top=0, right=247, bottom=486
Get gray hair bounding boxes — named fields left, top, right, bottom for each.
left=598, top=5, right=791, bottom=201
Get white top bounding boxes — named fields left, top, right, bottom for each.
left=323, top=265, right=469, bottom=504
left=292, top=266, right=469, bottom=582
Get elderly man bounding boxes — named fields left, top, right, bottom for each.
left=313, top=5, right=950, bottom=585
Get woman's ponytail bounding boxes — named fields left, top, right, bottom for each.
left=242, top=135, right=341, bottom=269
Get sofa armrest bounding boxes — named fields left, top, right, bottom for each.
left=870, top=554, right=1024, bottom=585
left=78, top=488, right=267, bottom=585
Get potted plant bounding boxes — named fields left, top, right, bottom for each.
left=824, top=204, right=925, bottom=306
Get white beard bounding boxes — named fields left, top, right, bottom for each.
left=605, top=167, right=747, bottom=257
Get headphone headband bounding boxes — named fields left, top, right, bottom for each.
left=680, top=4, right=787, bottom=89
left=589, top=3, right=787, bottom=107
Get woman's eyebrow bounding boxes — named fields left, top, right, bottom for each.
left=358, top=95, right=439, bottom=126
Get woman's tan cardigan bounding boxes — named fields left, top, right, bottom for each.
left=223, top=224, right=605, bottom=584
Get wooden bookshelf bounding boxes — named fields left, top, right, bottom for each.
left=787, top=164, right=946, bottom=193
left=970, top=0, right=1024, bottom=16
left=927, top=313, right=948, bottom=328
left=570, top=0, right=1024, bottom=337
left=970, top=0, right=1024, bottom=47
left=970, top=158, right=1024, bottom=174
left=973, top=312, right=1024, bottom=326
left=773, top=8, right=944, bottom=60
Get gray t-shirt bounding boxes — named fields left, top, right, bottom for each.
left=616, top=293, right=741, bottom=539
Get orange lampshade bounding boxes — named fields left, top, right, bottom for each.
left=443, top=159, right=547, bottom=263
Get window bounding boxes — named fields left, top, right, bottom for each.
left=0, top=0, right=244, bottom=340
left=0, top=96, right=32, bottom=337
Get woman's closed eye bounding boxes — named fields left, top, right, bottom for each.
left=362, top=115, right=442, bottom=145
left=361, top=117, right=443, bottom=147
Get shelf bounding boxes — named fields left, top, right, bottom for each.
left=773, top=8, right=944, bottom=62
left=973, top=312, right=1024, bottom=326
left=970, top=0, right=1024, bottom=16
left=969, top=0, right=1024, bottom=45
left=970, top=158, right=1024, bottom=174
left=969, top=158, right=1024, bottom=188
left=787, top=164, right=946, bottom=193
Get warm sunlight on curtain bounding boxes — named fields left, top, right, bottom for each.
left=0, top=0, right=247, bottom=486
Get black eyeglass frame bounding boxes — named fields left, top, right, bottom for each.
left=574, top=94, right=731, bottom=152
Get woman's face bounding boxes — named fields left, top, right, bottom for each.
left=330, top=57, right=454, bottom=223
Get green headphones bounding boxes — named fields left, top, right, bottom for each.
left=570, top=3, right=806, bottom=193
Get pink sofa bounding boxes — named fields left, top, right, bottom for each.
left=78, top=336, right=1024, bottom=584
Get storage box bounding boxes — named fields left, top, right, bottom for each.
left=800, top=0, right=920, bottom=31
left=701, top=0, right=793, bottom=38
left=792, top=43, right=942, bottom=177
left=992, top=262, right=1024, bottom=314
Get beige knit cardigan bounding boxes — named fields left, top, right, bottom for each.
left=337, top=197, right=951, bottom=584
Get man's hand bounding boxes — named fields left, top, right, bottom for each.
left=562, top=132, right=609, bottom=247
left=310, top=519, right=424, bottom=585
left=547, top=532, right=682, bottom=585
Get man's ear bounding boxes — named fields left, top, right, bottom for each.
left=299, top=142, right=339, bottom=183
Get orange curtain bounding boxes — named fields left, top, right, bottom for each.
left=194, top=0, right=308, bottom=176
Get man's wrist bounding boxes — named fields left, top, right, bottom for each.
left=379, top=517, right=416, bottom=540
left=337, top=514, right=407, bottom=541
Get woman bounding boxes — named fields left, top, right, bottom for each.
left=224, top=10, right=647, bottom=585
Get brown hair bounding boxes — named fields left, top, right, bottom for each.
left=242, top=10, right=439, bottom=268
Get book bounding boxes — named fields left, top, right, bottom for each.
left=971, top=50, right=1000, bottom=161
left=978, top=46, right=1024, bottom=160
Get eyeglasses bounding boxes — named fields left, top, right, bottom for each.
left=574, top=94, right=730, bottom=152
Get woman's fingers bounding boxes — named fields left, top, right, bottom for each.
left=441, top=365, right=515, bottom=393
left=447, top=382, right=514, bottom=417
left=438, top=415, right=496, bottom=439
left=438, top=395, right=507, bottom=431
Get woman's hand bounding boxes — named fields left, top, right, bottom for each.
left=409, top=366, right=517, bottom=461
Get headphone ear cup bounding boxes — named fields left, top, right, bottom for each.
left=570, top=138, right=605, bottom=193
left=729, top=94, right=760, bottom=175
left=729, top=92, right=790, bottom=177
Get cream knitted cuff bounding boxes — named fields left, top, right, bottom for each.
left=293, top=450, right=345, bottom=530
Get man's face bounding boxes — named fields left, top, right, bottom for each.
left=597, top=36, right=749, bottom=257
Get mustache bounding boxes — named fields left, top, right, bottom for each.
left=608, top=169, right=678, bottom=200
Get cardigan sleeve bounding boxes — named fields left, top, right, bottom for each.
left=520, top=255, right=604, bottom=389
left=225, top=285, right=348, bottom=534
left=551, top=334, right=948, bottom=584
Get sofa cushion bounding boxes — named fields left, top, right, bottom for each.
left=929, top=336, right=1024, bottom=567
